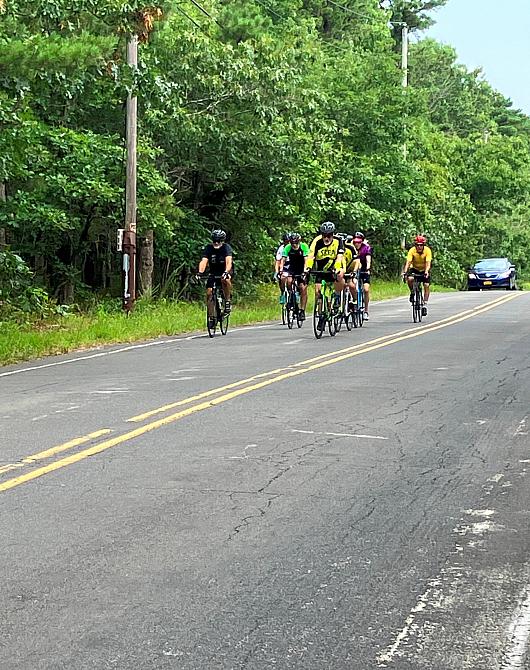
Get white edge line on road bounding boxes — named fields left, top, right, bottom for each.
left=291, top=429, right=388, bottom=440
left=0, top=324, right=277, bottom=378
left=0, top=293, right=513, bottom=379
left=500, top=588, right=530, bottom=670
left=376, top=584, right=438, bottom=666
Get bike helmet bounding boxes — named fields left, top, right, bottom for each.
left=290, top=232, right=301, bottom=243
left=414, top=235, right=427, bottom=244
left=281, top=231, right=290, bottom=243
left=353, top=231, right=365, bottom=241
left=211, top=229, right=227, bottom=242
left=320, top=221, right=336, bottom=235
left=346, top=235, right=354, bottom=244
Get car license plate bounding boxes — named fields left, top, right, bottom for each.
left=483, top=280, right=492, bottom=285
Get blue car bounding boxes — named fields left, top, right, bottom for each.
left=467, top=258, right=517, bottom=290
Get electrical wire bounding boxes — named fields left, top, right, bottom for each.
left=253, top=0, right=286, bottom=21
left=326, top=0, right=373, bottom=21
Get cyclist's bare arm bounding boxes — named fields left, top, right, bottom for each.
left=225, top=256, right=233, bottom=274
left=198, top=257, right=209, bottom=274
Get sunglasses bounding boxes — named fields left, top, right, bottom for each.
left=322, top=233, right=333, bottom=239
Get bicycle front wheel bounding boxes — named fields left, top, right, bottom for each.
left=413, top=287, right=422, bottom=323
left=220, top=311, right=229, bottom=335
left=207, top=303, right=216, bottom=338
left=357, top=289, right=364, bottom=327
left=286, top=296, right=295, bottom=329
left=313, top=295, right=325, bottom=339
left=345, top=303, right=353, bottom=331
left=327, top=298, right=337, bottom=336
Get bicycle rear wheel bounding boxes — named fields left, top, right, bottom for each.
left=313, top=295, right=325, bottom=339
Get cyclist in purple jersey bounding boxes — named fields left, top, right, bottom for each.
left=352, top=232, right=372, bottom=320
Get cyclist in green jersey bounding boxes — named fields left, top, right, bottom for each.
left=279, top=232, right=309, bottom=320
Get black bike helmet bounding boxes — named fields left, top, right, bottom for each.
left=320, top=221, right=336, bottom=235
left=211, top=229, right=226, bottom=242
left=346, top=234, right=354, bottom=244
left=282, top=231, right=290, bottom=243
left=290, top=232, right=301, bottom=243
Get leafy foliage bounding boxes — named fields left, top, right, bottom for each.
left=0, top=0, right=529, bottom=316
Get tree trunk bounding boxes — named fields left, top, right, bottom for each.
left=139, top=230, right=154, bottom=296
left=0, top=181, right=6, bottom=249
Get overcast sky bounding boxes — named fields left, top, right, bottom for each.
left=425, top=0, right=530, bottom=114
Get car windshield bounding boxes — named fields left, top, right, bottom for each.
left=474, top=259, right=508, bottom=271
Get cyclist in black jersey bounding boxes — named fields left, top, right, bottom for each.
left=279, top=232, right=309, bottom=320
left=198, top=230, right=233, bottom=319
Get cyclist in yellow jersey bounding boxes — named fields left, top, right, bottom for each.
left=403, top=235, right=432, bottom=316
left=304, top=222, right=345, bottom=307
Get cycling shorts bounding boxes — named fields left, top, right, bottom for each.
left=312, top=271, right=336, bottom=284
left=408, top=269, right=430, bottom=285
left=206, top=271, right=233, bottom=289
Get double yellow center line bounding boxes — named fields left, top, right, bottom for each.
left=0, top=293, right=520, bottom=494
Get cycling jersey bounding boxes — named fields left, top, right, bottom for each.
left=343, top=243, right=360, bottom=273
left=201, top=243, right=233, bottom=276
left=306, top=235, right=344, bottom=272
left=282, top=243, right=309, bottom=275
left=407, top=245, right=432, bottom=272
left=355, top=242, right=372, bottom=270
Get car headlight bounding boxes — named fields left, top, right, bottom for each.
left=468, top=273, right=476, bottom=279
left=497, top=270, right=511, bottom=279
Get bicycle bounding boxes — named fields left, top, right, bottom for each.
left=352, top=269, right=365, bottom=328
left=408, top=271, right=424, bottom=323
left=280, top=283, right=289, bottom=325
left=335, top=274, right=356, bottom=332
left=310, top=271, right=339, bottom=339
left=198, top=274, right=230, bottom=337
left=284, top=275, right=304, bottom=329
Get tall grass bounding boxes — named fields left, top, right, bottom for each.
left=0, top=281, right=454, bottom=366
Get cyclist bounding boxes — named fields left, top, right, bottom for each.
left=342, top=237, right=361, bottom=311
left=304, top=221, right=345, bottom=309
left=279, top=232, right=309, bottom=320
left=351, top=232, right=372, bottom=320
left=275, top=232, right=291, bottom=304
left=198, top=230, right=233, bottom=325
left=403, top=234, right=432, bottom=316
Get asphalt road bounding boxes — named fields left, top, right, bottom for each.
left=1, top=290, right=529, bottom=670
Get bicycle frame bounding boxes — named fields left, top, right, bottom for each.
left=410, top=273, right=424, bottom=323
left=311, top=271, right=338, bottom=339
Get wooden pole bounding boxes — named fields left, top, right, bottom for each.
left=123, top=34, right=138, bottom=313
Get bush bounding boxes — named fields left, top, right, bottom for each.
left=0, top=250, right=50, bottom=319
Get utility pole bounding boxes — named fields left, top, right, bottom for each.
left=122, top=33, right=138, bottom=313
left=401, top=23, right=408, bottom=160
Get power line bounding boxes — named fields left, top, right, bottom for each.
left=326, top=0, right=373, bottom=21
left=188, top=0, right=213, bottom=20
left=187, top=0, right=224, bottom=28
left=253, top=0, right=286, bottom=21
left=175, top=4, right=207, bottom=32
